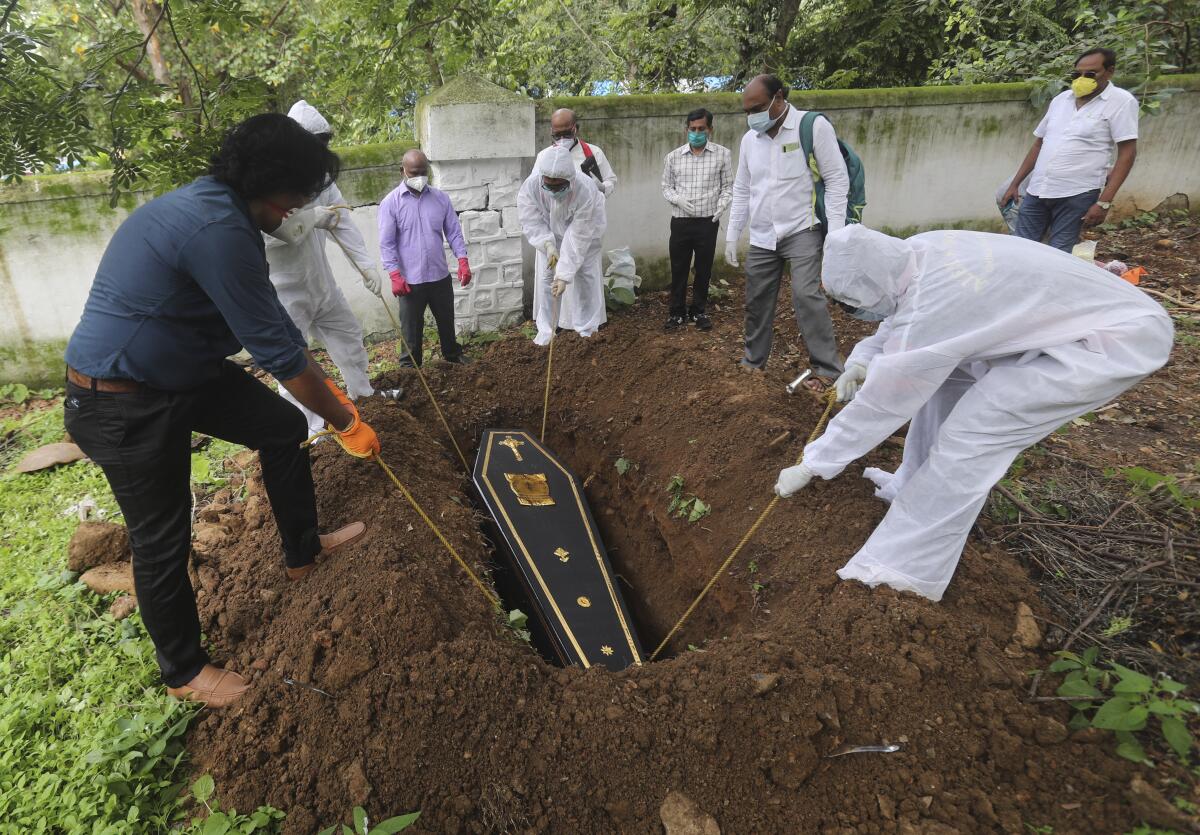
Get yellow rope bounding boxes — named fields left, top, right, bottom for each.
left=649, top=389, right=837, bottom=661
left=374, top=454, right=500, bottom=609
left=541, top=334, right=554, bottom=443
left=377, top=298, right=471, bottom=475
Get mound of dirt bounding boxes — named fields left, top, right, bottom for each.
left=186, top=283, right=1163, bottom=833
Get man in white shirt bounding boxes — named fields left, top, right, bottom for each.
left=725, top=75, right=849, bottom=391
left=550, top=108, right=618, bottom=198
left=1002, top=48, right=1138, bottom=252
left=661, top=107, right=734, bottom=331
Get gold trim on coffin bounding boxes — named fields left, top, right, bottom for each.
left=480, top=430, right=642, bottom=668
left=504, top=473, right=555, bottom=506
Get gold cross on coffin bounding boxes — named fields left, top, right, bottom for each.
left=499, top=435, right=525, bottom=462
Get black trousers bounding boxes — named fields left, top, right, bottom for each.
left=668, top=216, right=719, bottom=317
left=64, top=361, right=320, bottom=686
left=399, top=275, right=462, bottom=366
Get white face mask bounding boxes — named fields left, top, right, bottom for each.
left=553, top=137, right=575, bottom=148
left=406, top=175, right=428, bottom=193
left=267, top=207, right=316, bottom=245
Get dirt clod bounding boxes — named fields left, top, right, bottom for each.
left=67, top=521, right=130, bottom=572
left=108, top=594, right=138, bottom=620
left=660, top=790, right=721, bottom=835
left=80, top=563, right=135, bottom=596
left=1013, top=602, right=1042, bottom=649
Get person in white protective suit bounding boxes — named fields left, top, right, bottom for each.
left=266, top=100, right=392, bottom=437
left=516, top=145, right=608, bottom=346
left=774, top=225, right=1173, bottom=602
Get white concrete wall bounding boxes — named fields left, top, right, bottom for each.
left=2, top=76, right=1197, bottom=384
left=536, top=79, right=1200, bottom=281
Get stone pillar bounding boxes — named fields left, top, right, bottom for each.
left=416, top=75, right=534, bottom=333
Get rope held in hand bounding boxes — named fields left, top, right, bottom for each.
left=649, top=389, right=837, bottom=661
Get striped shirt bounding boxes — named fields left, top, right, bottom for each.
left=661, top=142, right=734, bottom=219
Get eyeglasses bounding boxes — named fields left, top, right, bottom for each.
left=551, top=131, right=576, bottom=140
left=1070, top=70, right=1100, bottom=79
left=542, top=181, right=569, bottom=193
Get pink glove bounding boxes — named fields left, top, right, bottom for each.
left=457, top=258, right=472, bottom=287
left=389, top=270, right=411, bottom=297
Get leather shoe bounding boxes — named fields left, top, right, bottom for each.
left=166, top=664, right=248, bottom=708
left=287, top=521, right=367, bottom=580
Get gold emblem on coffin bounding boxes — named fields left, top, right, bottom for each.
left=499, top=436, right=525, bottom=462
left=554, top=547, right=570, bottom=563
left=504, top=472, right=555, bottom=506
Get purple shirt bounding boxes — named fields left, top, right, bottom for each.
left=377, top=185, right=468, bottom=284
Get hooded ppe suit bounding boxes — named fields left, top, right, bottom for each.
left=802, top=225, right=1173, bottom=601
left=267, top=100, right=382, bottom=436
left=517, top=146, right=608, bottom=346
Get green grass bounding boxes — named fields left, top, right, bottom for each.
left=0, top=401, right=282, bottom=833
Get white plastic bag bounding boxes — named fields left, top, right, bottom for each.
left=603, top=247, right=642, bottom=308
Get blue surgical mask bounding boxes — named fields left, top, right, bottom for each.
left=747, top=95, right=782, bottom=134
left=688, top=130, right=708, bottom=148
left=542, top=182, right=571, bottom=200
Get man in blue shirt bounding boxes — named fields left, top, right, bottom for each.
left=64, top=114, right=381, bottom=708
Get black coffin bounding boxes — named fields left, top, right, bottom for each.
left=473, top=429, right=643, bottom=671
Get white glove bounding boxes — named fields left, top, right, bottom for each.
left=541, top=241, right=559, bottom=262
left=314, top=206, right=341, bottom=230
left=676, top=197, right=696, bottom=215
left=362, top=267, right=384, bottom=298
left=551, top=278, right=567, bottom=298
left=835, top=363, right=867, bottom=403
left=724, top=241, right=739, bottom=268
left=774, top=463, right=814, bottom=498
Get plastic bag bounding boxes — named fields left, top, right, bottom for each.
left=603, top=247, right=642, bottom=308
left=995, top=173, right=1030, bottom=233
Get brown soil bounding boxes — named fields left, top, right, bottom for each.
left=67, top=520, right=131, bottom=573
left=184, top=226, right=1200, bottom=834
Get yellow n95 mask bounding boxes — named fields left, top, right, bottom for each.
left=1071, top=76, right=1098, bottom=98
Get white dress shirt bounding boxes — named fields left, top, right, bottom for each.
left=1028, top=84, right=1139, bottom=199
left=560, top=140, right=618, bottom=197
left=727, top=105, right=849, bottom=250
left=661, top=142, right=734, bottom=219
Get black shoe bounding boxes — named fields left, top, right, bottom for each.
left=692, top=312, right=712, bottom=331
left=665, top=315, right=685, bottom=331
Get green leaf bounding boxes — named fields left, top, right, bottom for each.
left=354, top=807, right=368, bottom=834
left=203, top=812, right=232, bottom=835
left=1056, top=678, right=1102, bottom=699
left=1115, top=739, right=1148, bottom=763
left=1111, top=664, right=1153, bottom=694
left=1160, top=716, right=1193, bottom=761
left=1080, top=646, right=1099, bottom=666
left=687, top=498, right=709, bottom=522
left=507, top=609, right=528, bottom=629
left=1091, top=698, right=1148, bottom=731
left=371, top=812, right=421, bottom=833
left=1048, top=658, right=1081, bottom=673
left=318, top=828, right=338, bottom=835
left=615, top=457, right=631, bottom=476
left=1157, top=676, right=1186, bottom=694
left=192, top=774, right=215, bottom=804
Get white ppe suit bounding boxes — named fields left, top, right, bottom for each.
left=803, top=225, right=1173, bottom=601
left=517, top=147, right=608, bottom=345
left=268, top=101, right=381, bottom=436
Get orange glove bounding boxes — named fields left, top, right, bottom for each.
left=324, top=377, right=358, bottom=426
left=333, top=413, right=381, bottom=458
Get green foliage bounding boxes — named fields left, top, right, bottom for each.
left=1048, top=647, right=1198, bottom=765
left=319, top=806, right=421, bottom=835
left=182, top=774, right=285, bottom=835
left=666, top=474, right=710, bottom=522
left=505, top=608, right=531, bottom=643
left=0, top=402, right=282, bottom=830
left=615, top=456, right=635, bottom=476
left=0, top=405, right=195, bottom=829
left=1109, top=465, right=1200, bottom=512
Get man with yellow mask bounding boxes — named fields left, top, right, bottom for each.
left=1001, top=48, right=1138, bottom=252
